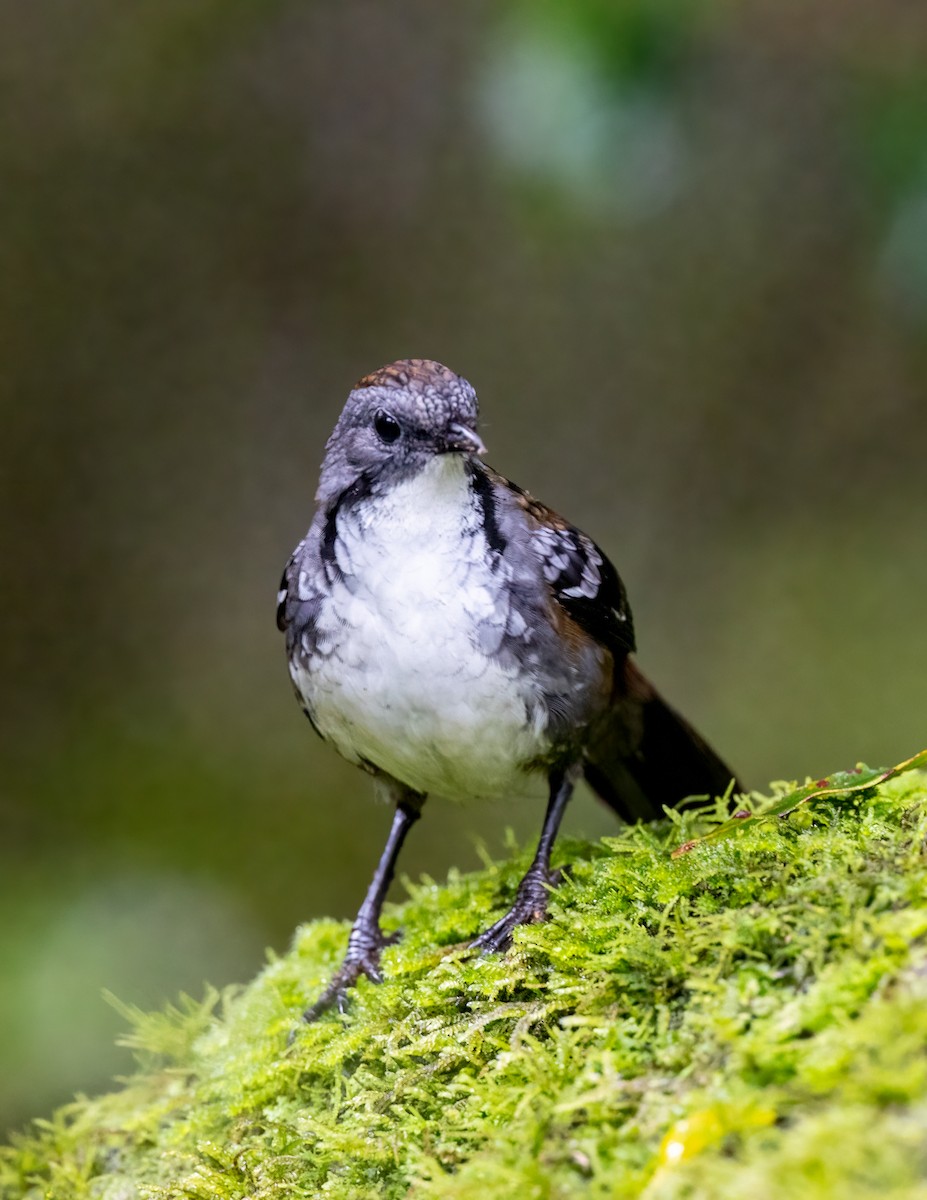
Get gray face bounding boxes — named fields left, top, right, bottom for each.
left=315, top=359, right=483, bottom=505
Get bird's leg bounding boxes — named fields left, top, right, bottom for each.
left=471, top=764, right=579, bottom=954
left=300, top=784, right=424, bottom=1023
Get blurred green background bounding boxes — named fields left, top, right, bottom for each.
left=2, top=0, right=926, bottom=1135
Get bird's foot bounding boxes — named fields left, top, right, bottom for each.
left=470, top=865, right=562, bottom=955
left=296, top=923, right=400, bottom=1027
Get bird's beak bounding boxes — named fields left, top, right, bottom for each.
left=443, top=422, right=487, bottom=456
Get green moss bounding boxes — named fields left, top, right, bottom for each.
left=3, top=761, right=927, bottom=1199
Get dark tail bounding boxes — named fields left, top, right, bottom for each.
left=584, top=658, right=742, bottom=824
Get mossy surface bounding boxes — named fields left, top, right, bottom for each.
left=3, top=761, right=927, bottom=1199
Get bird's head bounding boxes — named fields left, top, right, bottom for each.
left=316, top=359, right=485, bottom=505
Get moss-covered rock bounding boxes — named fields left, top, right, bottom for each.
left=3, top=759, right=927, bottom=1199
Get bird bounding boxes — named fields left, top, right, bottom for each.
left=277, top=359, right=741, bottom=1021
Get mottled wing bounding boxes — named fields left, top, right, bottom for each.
left=274, top=544, right=314, bottom=638
left=276, top=526, right=332, bottom=737
left=502, top=480, right=636, bottom=658
left=275, top=556, right=297, bottom=634
left=277, top=540, right=321, bottom=643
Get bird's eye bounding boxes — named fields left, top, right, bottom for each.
left=374, top=409, right=402, bottom=444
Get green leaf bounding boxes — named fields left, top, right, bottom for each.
left=672, top=749, right=927, bottom=858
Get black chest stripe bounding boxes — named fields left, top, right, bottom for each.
left=321, top=472, right=376, bottom=578
left=469, top=464, right=506, bottom=556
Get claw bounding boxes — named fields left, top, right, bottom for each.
left=295, top=926, right=399, bottom=1028
left=470, top=867, right=559, bottom=955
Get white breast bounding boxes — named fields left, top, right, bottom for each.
left=297, top=457, right=549, bottom=801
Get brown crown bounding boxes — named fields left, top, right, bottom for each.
left=354, top=359, right=459, bottom=392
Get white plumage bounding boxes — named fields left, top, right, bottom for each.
left=290, top=455, right=550, bottom=801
